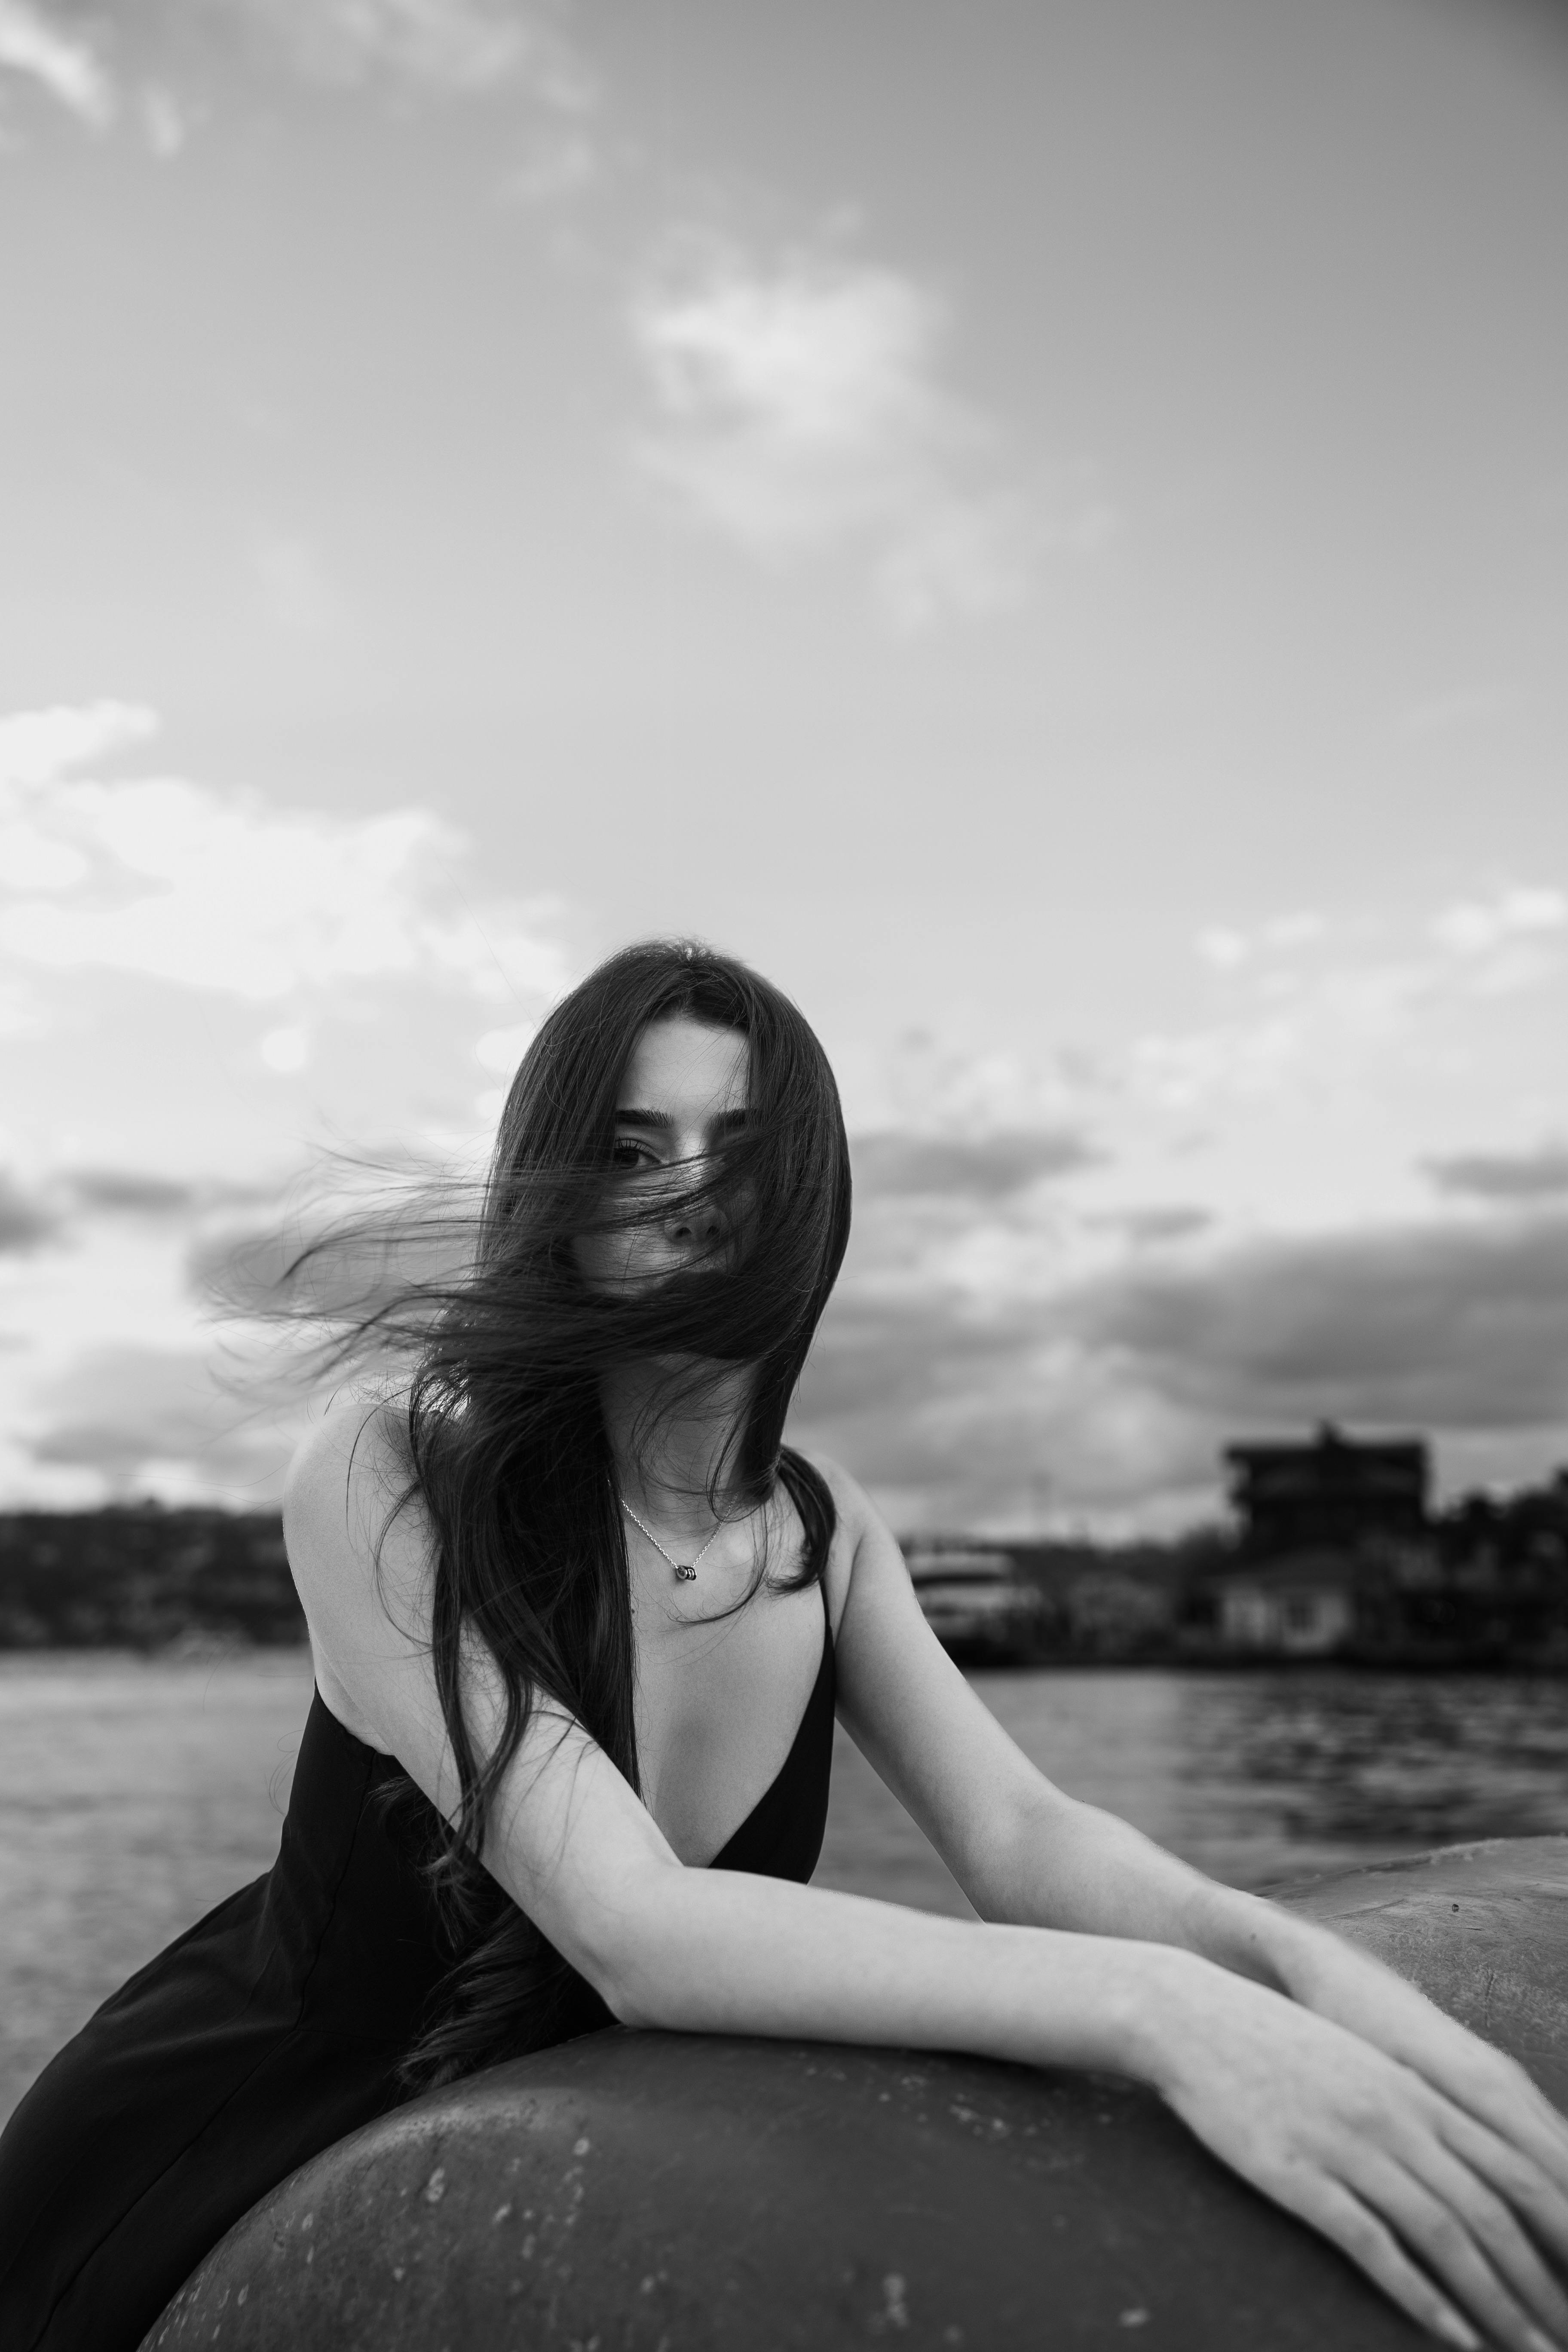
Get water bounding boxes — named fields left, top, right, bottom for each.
left=3, top=1651, right=1566, bottom=2128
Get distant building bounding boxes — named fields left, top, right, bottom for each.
left=1184, top=1425, right=1433, bottom=1660
left=1207, top=1551, right=1359, bottom=1658
left=1225, top=1424, right=1429, bottom=1557
left=1063, top=1568, right=1175, bottom=1657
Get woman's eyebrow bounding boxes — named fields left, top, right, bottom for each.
left=612, top=1106, right=747, bottom=1131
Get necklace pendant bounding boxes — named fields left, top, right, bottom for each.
left=674, top=1563, right=698, bottom=1583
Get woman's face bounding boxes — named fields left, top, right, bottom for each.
left=573, top=1014, right=750, bottom=1293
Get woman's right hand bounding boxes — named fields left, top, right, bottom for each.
left=1148, top=1953, right=1568, bottom=2352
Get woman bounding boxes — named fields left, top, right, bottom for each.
left=2, top=940, right=1565, bottom=2352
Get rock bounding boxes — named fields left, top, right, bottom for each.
left=1278, top=1835, right=1568, bottom=2113
left=141, top=1835, right=1568, bottom=2351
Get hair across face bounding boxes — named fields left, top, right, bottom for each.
left=374, top=940, right=850, bottom=2092
left=570, top=1014, right=751, bottom=1298
left=471, top=938, right=853, bottom=1477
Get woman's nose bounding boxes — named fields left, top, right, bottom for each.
left=663, top=1171, right=729, bottom=1246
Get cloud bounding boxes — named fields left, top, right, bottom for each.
left=795, top=1284, right=1214, bottom=1534
left=250, top=530, right=344, bottom=635
left=870, top=1026, right=1090, bottom=1136
left=1431, top=885, right=1566, bottom=957
left=1428, top=884, right=1566, bottom=997
left=0, top=701, right=158, bottom=785
left=789, top=1164, right=1568, bottom=1530
left=1069, top=1214, right=1568, bottom=1437
left=1131, top=1006, right=1328, bottom=1110
left=0, top=705, right=576, bottom=1509
left=138, top=80, right=187, bottom=155
left=501, top=118, right=600, bottom=205
left=788, top=1123, right=1189, bottom=1528
left=1398, top=686, right=1516, bottom=737
left=1195, top=911, right=1326, bottom=971
left=795, top=1292, right=1054, bottom=1514
left=258, top=1022, right=311, bottom=1072
left=1102, top=1206, right=1213, bottom=1244
left=800, top=1294, right=1037, bottom=1440
left=67, top=1169, right=197, bottom=1216
left=0, top=701, right=569, bottom=1009
left=0, top=1, right=598, bottom=149
left=1425, top=1145, right=1568, bottom=1202
left=851, top=1129, right=1099, bottom=1203
left=235, top=0, right=592, bottom=102
left=475, top=1019, right=537, bottom=1074
left=0, top=1, right=114, bottom=126
left=823, top=925, right=1568, bottom=1523
left=0, top=1173, right=56, bottom=1253
left=1145, top=880, right=1568, bottom=1117
left=27, top=1343, right=296, bottom=1504
left=629, top=238, right=1105, bottom=628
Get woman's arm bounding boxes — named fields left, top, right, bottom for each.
left=285, top=1409, right=1568, bottom=2352
left=816, top=1456, right=1568, bottom=2351
left=819, top=1459, right=1557, bottom=2040
left=816, top=1454, right=1317, bottom=1958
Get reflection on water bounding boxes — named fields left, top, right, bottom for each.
left=0, top=1651, right=316, bottom=2131
left=818, top=1668, right=1568, bottom=1917
left=3, top=1655, right=1567, bottom=2125
left=1179, top=1672, right=1568, bottom=1853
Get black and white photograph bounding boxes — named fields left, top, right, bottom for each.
left=1, top=3, right=1567, bottom=2346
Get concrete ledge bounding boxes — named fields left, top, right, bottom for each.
left=143, top=1836, right=1568, bottom=2350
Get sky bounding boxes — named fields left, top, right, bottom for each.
left=1, top=0, right=1566, bottom=1532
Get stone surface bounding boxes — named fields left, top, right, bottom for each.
left=1280, top=1834, right=1568, bottom=2112
left=142, top=1835, right=1568, bottom=2351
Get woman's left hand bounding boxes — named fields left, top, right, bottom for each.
left=1283, top=1923, right=1568, bottom=2277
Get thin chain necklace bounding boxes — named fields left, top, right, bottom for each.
left=619, top=1494, right=735, bottom=1583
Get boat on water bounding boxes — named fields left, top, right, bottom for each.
left=142, top=1834, right=1568, bottom=2351
left=906, top=1546, right=1047, bottom=1664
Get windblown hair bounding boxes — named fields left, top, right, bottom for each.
left=279, top=940, right=851, bottom=2092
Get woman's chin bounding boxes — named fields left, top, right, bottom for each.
left=600, top=1262, right=735, bottom=1302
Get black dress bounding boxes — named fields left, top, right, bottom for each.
left=0, top=1582, right=836, bottom=2352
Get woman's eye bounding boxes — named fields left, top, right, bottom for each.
left=610, top=1139, right=651, bottom=1170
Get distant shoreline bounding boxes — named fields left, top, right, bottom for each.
left=1, top=1640, right=1562, bottom=1680
left=4, top=1502, right=1565, bottom=1672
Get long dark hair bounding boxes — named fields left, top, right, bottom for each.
left=306, top=940, right=851, bottom=2090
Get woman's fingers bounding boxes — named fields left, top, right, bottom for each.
left=1309, top=1943, right=1568, bottom=2192
left=1285, top=2175, right=1482, bottom=2350
left=1353, top=2150, right=1568, bottom=2352
left=1158, top=1969, right=1568, bottom=2347
left=1412, top=2034, right=1568, bottom=2189
left=1459, top=2056, right=1568, bottom=2193
left=1436, top=2103, right=1568, bottom=2281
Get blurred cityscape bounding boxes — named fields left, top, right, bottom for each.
left=906, top=1426, right=1568, bottom=1670
left=0, top=1425, right=1565, bottom=1668
left=0, top=1509, right=300, bottom=1651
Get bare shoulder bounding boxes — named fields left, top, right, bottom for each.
left=787, top=1446, right=907, bottom=1617
left=283, top=1380, right=435, bottom=1651
left=284, top=1379, right=407, bottom=1548
left=789, top=1449, right=891, bottom=1547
